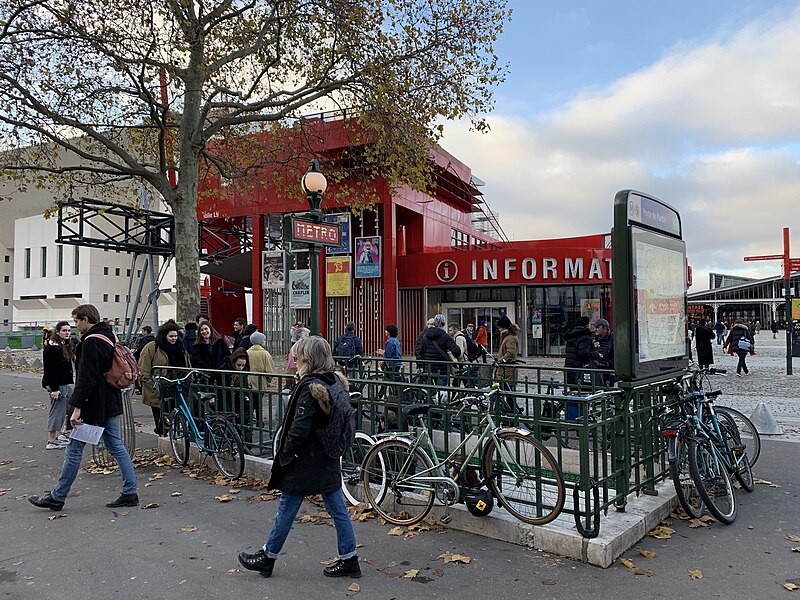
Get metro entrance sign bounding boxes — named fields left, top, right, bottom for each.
left=289, top=215, right=341, bottom=246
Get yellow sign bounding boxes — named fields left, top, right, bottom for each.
left=792, top=298, right=800, bottom=320
left=326, top=257, right=351, bottom=297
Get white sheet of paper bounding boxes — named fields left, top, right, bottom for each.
left=69, top=423, right=105, bottom=445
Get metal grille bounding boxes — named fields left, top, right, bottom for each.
left=327, top=279, right=384, bottom=352
left=398, top=288, right=426, bottom=352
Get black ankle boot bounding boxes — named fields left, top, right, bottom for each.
left=323, top=555, right=361, bottom=578
left=238, top=550, right=275, bottom=578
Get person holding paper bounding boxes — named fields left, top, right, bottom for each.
left=29, top=304, right=139, bottom=511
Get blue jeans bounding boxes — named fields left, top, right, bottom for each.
left=716, top=332, right=723, bottom=344
left=263, top=490, right=356, bottom=559
left=51, top=416, right=137, bottom=502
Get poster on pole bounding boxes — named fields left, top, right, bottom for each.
left=324, top=213, right=352, bottom=255
left=261, top=251, right=285, bottom=289
left=326, top=257, right=352, bottom=297
left=354, top=236, right=381, bottom=278
left=289, top=269, right=311, bottom=308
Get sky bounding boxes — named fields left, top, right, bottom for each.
left=440, top=0, right=800, bottom=291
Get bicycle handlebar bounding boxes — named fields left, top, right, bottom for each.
left=153, top=369, right=209, bottom=385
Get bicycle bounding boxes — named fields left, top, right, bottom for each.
left=359, top=384, right=566, bottom=526
left=685, top=388, right=754, bottom=524
left=683, top=364, right=761, bottom=467
left=155, top=370, right=246, bottom=480
left=273, top=391, right=388, bottom=507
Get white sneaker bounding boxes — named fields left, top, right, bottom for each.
left=46, top=441, right=66, bottom=450
left=56, top=434, right=70, bottom=443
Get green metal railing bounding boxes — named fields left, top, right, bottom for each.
left=154, top=358, right=681, bottom=537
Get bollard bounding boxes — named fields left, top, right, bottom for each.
left=749, top=400, right=783, bottom=435
left=32, top=358, right=43, bottom=369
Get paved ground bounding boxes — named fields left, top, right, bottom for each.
left=2, top=340, right=799, bottom=599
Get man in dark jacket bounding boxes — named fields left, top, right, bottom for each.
left=417, top=314, right=461, bottom=385
left=694, top=318, right=716, bottom=369
left=591, top=318, right=615, bottom=386
left=29, top=304, right=139, bottom=511
left=133, top=325, right=155, bottom=360
left=564, top=316, right=593, bottom=390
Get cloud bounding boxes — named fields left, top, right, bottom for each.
left=441, top=6, right=800, bottom=289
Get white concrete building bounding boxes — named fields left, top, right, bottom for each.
left=11, top=214, right=176, bottom=329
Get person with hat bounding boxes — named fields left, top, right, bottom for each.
left=247, top=331, right=278, bottom=444
left=591, top=318, right=615, bottom=386
left=564, top=316, right=593, bottom=391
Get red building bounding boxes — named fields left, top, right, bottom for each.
left=198, top=116, right=611, bottom=356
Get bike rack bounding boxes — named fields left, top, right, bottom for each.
left=573, top=479, right=601, bottom=539
left=92, top=387, right=137, bottom=467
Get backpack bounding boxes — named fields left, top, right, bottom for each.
left=335, top=334, right=357, bottom=358
left=314, top=379, right=356, bottom=459
left=457, top=331, right=480, bottom=362
left=736, top=336, right=751, bottom=352
left=86, top=333, right=141, bottom=390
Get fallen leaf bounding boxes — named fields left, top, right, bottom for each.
left=542, top=578, right=557, bottom=585
left=387, top=526, right=404, bottom=536
left=215, top=495, right=235, bottom=502
left=783, top=583, right=799, bottom=591
left=437, top=553, right=471, bottom=564
left=47, top=514, right=68, bottom=520
left=647, top=525, right=675, bottom=539
left=402, top=569, right=419, bottom=578
left=115, top=511, right=130, bottom=517
left=688, top=519, right=709, bottom=529
left=786, top=534, right=800, bottom=543
left=792, top=548, right=800, bottom=553
left=320, top=558, right=338, bottom=565
left=180, top=525, right=198, bottom=532
left=631, top=567, right=654, bottom=576
left=171, top=491, right=182, bottom=497
left=620, top=558, right=636, bottom=569
left=347, top=582, right=361, bottom=593
left=434, top=568, right=444, bottom=577
left=689, top=569, right=703, bottom=580
left=141, top=503, right=159, bottom=509
left=227, top=568, right=242, bottom=573
left=699, top=515, right=715, bottom=523
left=638, top=550, right=656, bottom=559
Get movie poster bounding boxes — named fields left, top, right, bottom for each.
left=354, top=236, right=381, bottom=278
left=261, top=251, right=285, bottom=289
left=326, top=257, right=352, bottom=297
left=289, top=269, right=311, bottom=308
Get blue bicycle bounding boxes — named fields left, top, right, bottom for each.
left=155, top=370, right=246, bottom=480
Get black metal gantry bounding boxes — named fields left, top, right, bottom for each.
left=56, top=197, right=251, bottom=261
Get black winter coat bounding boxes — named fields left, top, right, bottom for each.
left=564, top=326, right=592, bottom=369
left=42, top=342, right=74, bottom=390
left=591, top=332, right=614, bottom=368
left=268, top=371, right=343, bottom=496
left=694, top=324, right=715, bottom=365
left=70, top=323, right=122, bottom=425
left=190, top=339, right=231, bottom=376
left=724, top=324, right=754, bottom=355
left=417, top=327, right=461, bottom=373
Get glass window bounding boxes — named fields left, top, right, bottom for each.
left=73, top=247, right=79, bottom=275
left=57, top=245, right=63, bottom=276
left=450, top=228, right=469, bottom=250
left=40, top=247, right=47, bottom=277
left=115, top=294, right=120, bottom=302
left=103, top=294, right=109, bottom=302
left=24, top=248, right=31, bottom=278
left=104, top=267, right=109, bottom=275
left=115, top=268, right=120, bottom=276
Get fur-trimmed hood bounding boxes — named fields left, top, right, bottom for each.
left=308, top=371, right=349, bottom=416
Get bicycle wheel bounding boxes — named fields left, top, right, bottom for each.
left=361, top=439, right=434, bottom=526
left=668, top=432, right=704, bottom=519
left=482, top=430, right=566, bottom=525
left=716, top=406, right=760, bottom=467
left=169, top=411, right=190, bottom=466
left=688, top=437, right=736, bottom=524
left=341, top=432, right=387, bottom=507
left=718, top=416, right=754, bottom=492
left=209, top=418, right=245, bottom=480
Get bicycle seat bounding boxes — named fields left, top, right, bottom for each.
left=401, top=403, right=431, bottom=417
left=197, top=392, right=218, bottom=402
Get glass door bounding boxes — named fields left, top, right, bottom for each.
left=442, top=302, right=515, bottom=355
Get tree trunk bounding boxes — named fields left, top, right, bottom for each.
left=171, top=185, right=200, bottom=322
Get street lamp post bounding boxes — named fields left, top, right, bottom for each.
left=301, top=159, right=327, bottom=336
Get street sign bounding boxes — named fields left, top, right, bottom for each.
left=743, top=254, right=784, bottom=261
left=789, top=258, right=800, bottom=270
left=289, top=216, right=341, bottom=246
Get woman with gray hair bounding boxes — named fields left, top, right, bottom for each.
left=238, top=336, right=360, bottom=579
